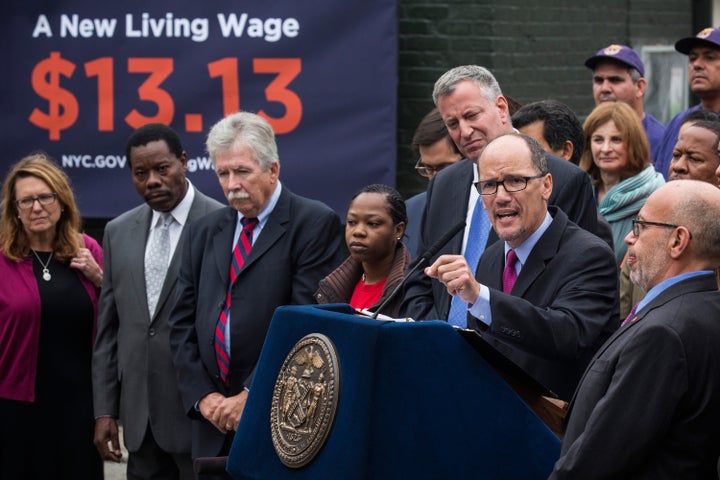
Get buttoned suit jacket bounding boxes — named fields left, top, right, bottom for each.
left=401, top=154, right=598, bottom=321
left=168, top=187, right=343, bottom=458
left=469, top=207, right=618, bottom=401
left=92, top=187, right=223, bottom=453
left=552, top=273, right=720, bottom=479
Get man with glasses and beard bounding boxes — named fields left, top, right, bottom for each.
left=552, top=180, right=720, bottom=479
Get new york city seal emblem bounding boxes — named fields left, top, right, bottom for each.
left=270, top=333, right=341, bottom=468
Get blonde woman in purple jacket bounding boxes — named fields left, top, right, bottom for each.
left=0, top=154, right=104, bottom=480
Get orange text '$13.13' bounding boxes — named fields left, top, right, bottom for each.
left=29, top=51, right=303, bottom=140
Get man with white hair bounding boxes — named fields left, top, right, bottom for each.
left=168, top=112, right=342, bottom=463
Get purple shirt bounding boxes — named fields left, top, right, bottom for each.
left=643, top=113, right=666, bottom=174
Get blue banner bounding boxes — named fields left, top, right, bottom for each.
left=2, top=2, right=397, bottom=217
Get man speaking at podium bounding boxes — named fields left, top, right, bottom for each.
left=401, top=65, right=598, bottom=323
left=426, top=133, right=618, bottom=400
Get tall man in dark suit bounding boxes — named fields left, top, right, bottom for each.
left=552, top=180, right=720, bottom=478
left=92, top=124, right=223, bottom=480
left=401, top=65, right=598, bottom=322
left=426, top=134, right=618, bottom=400
left=168, top=112, right=343, bottom=461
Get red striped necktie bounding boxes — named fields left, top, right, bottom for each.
left=215, top=217, right=258, bottom=385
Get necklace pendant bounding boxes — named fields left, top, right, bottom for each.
left=31, top=250, right=53, bottom=282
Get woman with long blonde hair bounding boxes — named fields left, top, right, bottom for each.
left=0, top=153, right=103, bottom=480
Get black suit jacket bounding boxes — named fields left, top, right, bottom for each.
left=401, top=154, right=598, bottom=321
left=471, top=207, right=618, bottom=400
left=168, top=186, right=342, bottom=458
left=552, top=273, right=720, bottom=479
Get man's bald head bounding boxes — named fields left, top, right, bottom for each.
left=648, top=180, right=720, bottom=265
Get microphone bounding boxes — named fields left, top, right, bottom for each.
left=370, top=219, right=466, bottom=319
left=408, top=219, right=467, bottom=270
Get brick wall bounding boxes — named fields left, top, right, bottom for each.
left=397, top=0, right=695, bottom=198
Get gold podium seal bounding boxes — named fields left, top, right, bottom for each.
left=270, top=333, right=341, bottom=468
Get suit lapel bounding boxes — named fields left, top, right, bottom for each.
left=566, top=272, right=717, bottom=414
left=132, top=207, right=153, bottom=321
left=152, top=189, right=207, bottom=322
left=453, top=161, right=474, bottom=252
left=477, top=241, right=504, bottom=289
left=213, top=208, right=238, bottom=285
left=241, top=189, right=290, bottom=272
left=511, top=208, right=566, bottom=297
left=436, top=159, right=473, bottom=257
left=612, top=273, right=717, bottom=336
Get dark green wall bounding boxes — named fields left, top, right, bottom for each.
left=86, top=0, right=702, bottom=242
left=396, top=0, right=696, bottom=199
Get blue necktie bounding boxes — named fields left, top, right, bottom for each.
left=448, top=197, right=490, bottom=327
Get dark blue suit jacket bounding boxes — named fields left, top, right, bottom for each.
left=471, top=207, right=618, bottom=400
left=401, top=154, right=598, bottom=321
left=553, top=273, right=720, bottom=479
left=404, top=191, right=426, bottom=257
left=169, top=186, right=342, bottom=458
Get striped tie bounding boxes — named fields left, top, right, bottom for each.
left=215, top=217, right=258, bottom=385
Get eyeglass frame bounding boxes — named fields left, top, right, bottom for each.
left=15, top=192, right=58, bottom=211
left=631, top=218, right=692, bottom=239
left=414, top=158, right=455, bottom=178
left=475, top=173, right=547, bottom=196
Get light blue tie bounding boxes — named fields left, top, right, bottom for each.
left=448, top=197, right=490, bottom=327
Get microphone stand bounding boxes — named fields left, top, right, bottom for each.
left=369, top=257, right=429, bottom=320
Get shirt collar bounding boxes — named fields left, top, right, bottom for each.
left=150, top=179, right=194, bottom=228
left=636, top=270, right=713, bottom=313
left=236, top=180, right=282, bottom=228
left=504, top=211, right=553, bottom=266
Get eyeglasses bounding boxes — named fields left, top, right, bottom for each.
left=631, top=219, right=692, bottom=239
left=15, top=192, right=58, bottom=210
left=476, top=174, right=546, bottom=196
left=414, top=158, right=454, bottom=178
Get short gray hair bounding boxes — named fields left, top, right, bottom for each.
left=432, top=65, right=503, bottom=105
left=206, top=112, right=279, bottom=170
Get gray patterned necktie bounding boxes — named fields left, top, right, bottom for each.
left=145, top=212, right=173, bottom=317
